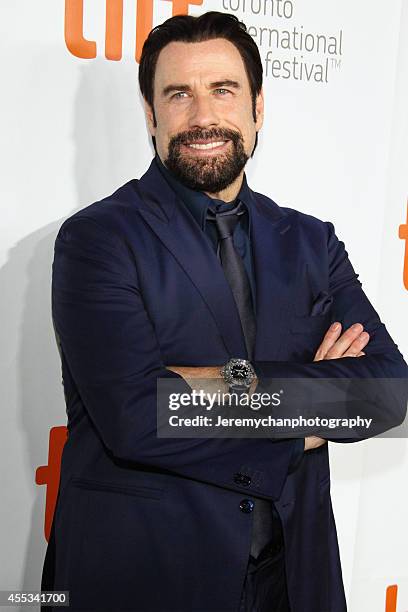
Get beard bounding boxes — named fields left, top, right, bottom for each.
left=163, top=127, right=249, bottom=193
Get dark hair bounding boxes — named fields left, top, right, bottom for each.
left=138, top=11, right=263, bottom=154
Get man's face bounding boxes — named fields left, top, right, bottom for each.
left=144, top=38, right=264, bottom=194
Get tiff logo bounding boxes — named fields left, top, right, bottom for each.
left=65, top=0, right=203, bottom=63
left=399, top=201, right=408, bottom=291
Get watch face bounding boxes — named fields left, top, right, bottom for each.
left=224, top=359, right=255, bottom=387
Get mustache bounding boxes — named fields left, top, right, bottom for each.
left=169, top=127, right=243, bottom=146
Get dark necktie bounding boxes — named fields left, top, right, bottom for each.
left=206, top=201, right=256, bottom=359
left=207, top=201, right=277, bottom=562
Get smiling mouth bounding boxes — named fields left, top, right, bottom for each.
left=184, top=140, right=228, bottom=150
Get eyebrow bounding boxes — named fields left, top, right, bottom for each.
left=161, top=80, right=242, bottom=97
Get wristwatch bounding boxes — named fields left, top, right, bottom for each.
left=220, top=358, right=256, bottom=392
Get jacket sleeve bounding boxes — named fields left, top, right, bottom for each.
left=52, top=215, right=300, bottom=499
left=253, top=221, right=408, bottom=441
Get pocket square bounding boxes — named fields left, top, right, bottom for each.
left=310, top=290, right=333, bottom=316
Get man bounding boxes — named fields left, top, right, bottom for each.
left=42, top=11, right=408, bottom=612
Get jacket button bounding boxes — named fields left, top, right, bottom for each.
left=239, top=499, right=255, bottom=513
left=234, top=473, right=251, bottom=486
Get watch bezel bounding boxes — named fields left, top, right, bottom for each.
left=220, top=358, right=256, bottom=388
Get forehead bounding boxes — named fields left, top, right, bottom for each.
left=153, top=38, right=249, bottom=91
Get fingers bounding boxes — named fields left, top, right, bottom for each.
left=314, top=322, right=369, bottom=361
left=313, top=322, right=342, bottom=361
left=304, top=436, right=327, bottom=451
left=326, top=323, right=369, bottom=358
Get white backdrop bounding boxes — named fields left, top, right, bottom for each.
left=1, top=1, right=407, bottom=610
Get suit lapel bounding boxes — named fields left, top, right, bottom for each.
left=136, top=161, right=247, bottom=358
left=135, top=160, right=302, bottom=362
left=249, top=190, right=302, bottom=361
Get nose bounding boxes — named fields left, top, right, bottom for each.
left=188, top=94, right=219, bottom=130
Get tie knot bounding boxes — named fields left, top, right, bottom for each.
left=207, top=200, right=246, bottom=240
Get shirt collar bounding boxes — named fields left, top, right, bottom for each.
left=154, top=154, right=252, bottom=231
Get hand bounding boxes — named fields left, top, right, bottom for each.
left=304, top=321, right=370, bottom=451
left=304, top=436, right=327, bottom=451
left=313, top=321, right=369, bottom=361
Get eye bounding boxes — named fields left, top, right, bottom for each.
left=172, top=91, right=189, bottom=99
left=214, top=88, right=231, bottom=95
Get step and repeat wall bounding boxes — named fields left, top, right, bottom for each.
left=1, top=1, right=407, bottom=610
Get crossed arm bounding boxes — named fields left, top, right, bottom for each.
left=167, top=321, right=370, bottom=451
left=53, top=216, right=407, bottom=495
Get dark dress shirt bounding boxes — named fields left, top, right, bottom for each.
left=154, top=155, right=257, bottom=306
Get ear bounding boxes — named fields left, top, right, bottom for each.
left=255, top=88, right=264, bottom=131
left=144, top=100, right=157, bottom=136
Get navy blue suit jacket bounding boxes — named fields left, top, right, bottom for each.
left=42, top=159, right=408, bottom=611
